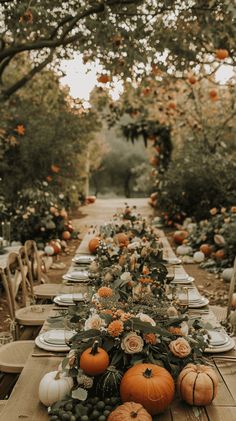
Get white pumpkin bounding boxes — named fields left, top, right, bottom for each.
left=44, top=245, right=54, bottom=256
left=176, top=245, right=192, bottom=256
left=39, top=371, right=73, bottom=407
left=193, top=251, right=205, bottom=263
left=222, top=268, right=234, bottom=283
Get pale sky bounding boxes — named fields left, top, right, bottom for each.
left=60, top=54, right=234, bottom=103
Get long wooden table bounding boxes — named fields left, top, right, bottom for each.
left=1, top=229, right=236, bottom=420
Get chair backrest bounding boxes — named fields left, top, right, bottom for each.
left=24, top=240, right=42, bottom=285
left=0, top=267, right=15, bottom=322
left=5, top=252, right=28, bottom=309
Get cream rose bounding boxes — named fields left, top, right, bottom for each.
left=169, top=337, right=191, bottom=358
left=137, top=312, right=156, bottom=326
left=84, top=314, right=105, bottom=331
left=121, top=332, right=144, bottom=354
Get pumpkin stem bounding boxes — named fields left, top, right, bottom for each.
left=143, top=368, right=153, bottom=378
left=55, top=371, right=61, bottom=380
left=130, top=411, right=138, bottom=418
left=90, top=340, right=99, bottom=355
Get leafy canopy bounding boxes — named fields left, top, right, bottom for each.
left=0, top=0, right=235, bottom=99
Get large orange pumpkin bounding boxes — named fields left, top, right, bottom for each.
left=114, top=233, right=129, bottom=248
left=88, top=237, right=100, bottom=254
left=120, top=363, right=175, bottom=415
left=108, top=402, right=152, bottom=421
left=173, top=230, right=188, bottom=245
left=79, top=341, right=109, bottom=376
left=177, top=363, right=218, bottom=406
left=199, top=243, right=212, bottom=257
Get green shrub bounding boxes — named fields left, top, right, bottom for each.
left=157, top=143, right=236, bottom=221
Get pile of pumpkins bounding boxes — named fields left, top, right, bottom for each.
left=39, top=344, right=219, bottom=417
left=173, top=230, right=229, bottom=265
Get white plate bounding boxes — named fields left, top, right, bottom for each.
left=43, top=329, right=70, bottom=345
left=171, top=276, right=194, bottom=284
left=166, top=258, right=182, bottom=265
left=204, top=337, right=235, bottom=354
left=62, top=276, right=89, bottom=283
left=72, top=255, right=95, bottom=264
left=35, top=333, right=70, bottom=352
left=63, top=270, right=89, bottom=279
left=54, top=294, right=84, bottom=306
left=188, top=297, right=209, bottom=308
left=207, top=330, right=229, bottom=346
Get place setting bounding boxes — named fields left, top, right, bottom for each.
left=204, top=329, right=235, bottom=354
left=53, top=292, right=85, bottom=307
left=62, top=268, right=90, bottom=282
left=72, top=254, right=95, bottom=264
left=35, top=328, right=75, bottom=352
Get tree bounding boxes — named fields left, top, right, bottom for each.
left=0, top=0, right=235, bottom=101
left=0, top=54, right=101, bottom=202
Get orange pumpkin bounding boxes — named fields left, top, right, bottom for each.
left=188, top=75, right=197, bottom=85
left=114, top=233, right=129, bottom=248
left=173, top=230, right=189, bottom=245
left=215, top=49, right=229, bottom=60
left=88, top=237, right=100, bottom=254
left=108, top=402, right=152, bottom=421
left=79, top=341, right=109, bottom=376
left=61, top=231, right=71, bottom=241
left=215, top=249, right=225, bottom=260
left=177, top=363, right=218, bottom=406
left=120, top=363, right=175, bottom=415
left=97, top=74, right=110, bottom=84
left=199, top=243, right=212, bottom=257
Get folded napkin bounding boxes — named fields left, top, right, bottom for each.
left=44, top=330, right=66, bottom=345
left=65, top=270, right=89, bottom=280
left=58, top=293, right=84, bottom=302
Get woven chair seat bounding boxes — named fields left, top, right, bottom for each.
left=15, top=304, right=54, bottom=325
left=0, top=341, right=35, bottom=373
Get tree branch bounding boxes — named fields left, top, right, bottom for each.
left=1, top=52, right=54, bottom=99
left=0, top=2, right=105, bottom=61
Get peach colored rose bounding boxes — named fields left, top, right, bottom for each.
left=121, top=332, right=144, bottom=354
left=169, top=337, right=191, bottom=358
left=210, top=208, right=217, bottom=216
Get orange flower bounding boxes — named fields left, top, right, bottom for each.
left=142, top=265, right=150, bottom=275
left=46, top=176, right=52, bottom=182
left=102, top=309, right=113, bottom=316
left=231, top=206, right=236, bottom=213
left=168, top=327, right=183, bottom=336
left=14, top=124, right=25, bottom=135
left=107, top=320, right=124, bottom=337
left=97, top=286, right=113, bottom=298
left=210, top=207, right=217, bottom=216
left=51, top=164, right=60, bottom=173
left=139, top=277, right=153, bottom=284
left=143, top=333, right=157, bottom=345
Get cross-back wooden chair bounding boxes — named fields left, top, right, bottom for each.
left=23, top=240, right=67, bottom=301
left=2, top=254, right=53, bottom=340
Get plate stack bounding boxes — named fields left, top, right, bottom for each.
left=177, top=287, right=209, bottom=308
left=72, top=255, right=95, bottom=264
left=54, top=293, right=84, bottom=306
left=204, top=329, right=235, bottom=353
left=35, top=329, right=75, bottom=352
left=62, top=270, right=89, bottom=282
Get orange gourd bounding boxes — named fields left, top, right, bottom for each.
left=215, top=49, right=229, bottom=60
left=173, top=230, right=188, bottom=245
left=88, top=237, right=100, bottom=254
left=61, top=231, right=71, bottom=241
left=120, top=363, right=175, bottom=415
left=108, top=402, right=152, bottom=421
left=79, top=341, right=109, bottom=376
left=199, top=243, right=212, bottom=257
left=177, top=363, right=218, bottom=406
left=215, top=249, right=225, bottom=260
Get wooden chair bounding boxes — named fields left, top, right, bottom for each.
left=2, top=255, right=53, bottom=339
left=0, top=341, right=34, bottom=374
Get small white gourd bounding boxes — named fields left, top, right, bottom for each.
left=39, top=371, right=73, bottom=407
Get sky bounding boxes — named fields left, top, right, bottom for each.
left=60, top=54, right=234, bottom=103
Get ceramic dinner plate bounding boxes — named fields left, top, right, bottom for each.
left=171, top=276, right=195, bottom=285
left=204, top=337, right=235, bottom=354
left=35, top=330, right=70, bottom=352
left=72, top=255, right=95, bottom=264
left=188, top=297, right=209, bottom=308
left=54, top=293, right=84, bottom=306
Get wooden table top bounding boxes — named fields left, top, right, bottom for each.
left=1, top=230, right=236, bottom=421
